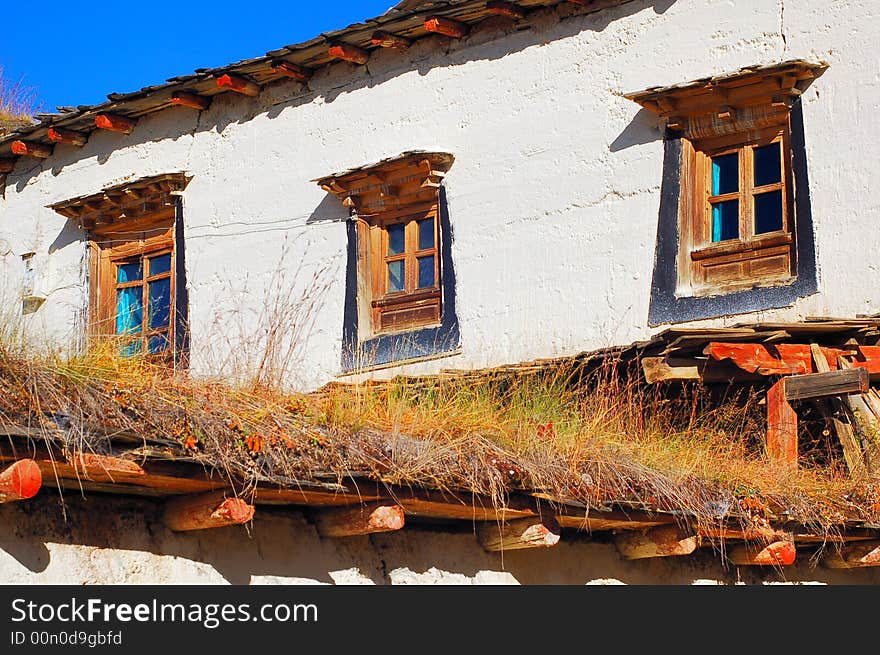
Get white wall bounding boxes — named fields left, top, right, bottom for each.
left=1, top=0, right=878, bottom=389
left=2, top=494, right=877, bottom=585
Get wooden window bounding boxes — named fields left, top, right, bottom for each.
left=624, top=61, right=826, bottom=298
left=684, top=124, right=795, bottom=292
left=368, top=203, right=441, bottom=333
left=316, top=153, right=453, bottom=336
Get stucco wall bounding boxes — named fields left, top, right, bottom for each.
left=0, top=0, right=878, bottom=389
left=1, top=493, right=878, bottom=585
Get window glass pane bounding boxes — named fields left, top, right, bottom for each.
left=387, top=260, right=405, bottom=293
left=148, top=278, right=172, bottom=330
left=754, top=143, right=782, bottom=187
left=418, top=218, right=435, bottom=250
left=120, top=340, right=143, bottom=357
left=117, top=262, right=142, bottom=283
left=711, top=153, right=738, bottom=195
left=755, top=190, right=783, bottom=234
left=115, top=286, right=143, bottom=335
left=148, top=333, right=171, bottom=354
left=418, top=256, right=435, bottom=289
left=711, top=200, right=739, bottom=242
left=149, top=253, right=172, bottom=276
left=387, top=223, right=405, bottom=255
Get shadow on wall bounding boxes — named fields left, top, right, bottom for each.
left=609, top=107, right=665, bottom=152
left=2, top=494, right=880, bottom=585
left=6, top=0, right=677, bottom=191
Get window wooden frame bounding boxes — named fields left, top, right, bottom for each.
left=681, top=123, right=796, bottom=295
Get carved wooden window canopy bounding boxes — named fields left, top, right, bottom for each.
left=49, top=172, right=191, bottom=230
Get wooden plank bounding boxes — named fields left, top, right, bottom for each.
left=783, top=368, right=869, bottom=401
left=553, top=506, right=675, bottom=531
left=163, top=491, right=254, bottom=532
left=328, top=43, right=370, bottom=65
left=810, top=344, right=868, bottom=477
left=704, top=343, right=868, bottom=375
left=95, top=113, right=136, bottom=134
left=11, top=140, right=52, bottom=158
left=424, top=16, right=470, bottom=38
left=476, top=516, right=561, bottom=552
left=767, top=379, right=798, bottom=467
left=171, top=91, right=212, bottom=110
left=615, top=524, right=698, bottom=560
left=0, top=460, right=42, bottom=503
left=215, top=73, right=260, bottom=97
left=641, top=356, right=763, bottom=383
left=822, top=541, right=880, bottom=568
left=314, top=502, right=404, bottom=537
left=728, top=539, right=796, bottom=566
left=47, top=127, right=87, bottom=146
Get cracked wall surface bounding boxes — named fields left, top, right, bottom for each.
left=0, top=0, right=877, bottom=389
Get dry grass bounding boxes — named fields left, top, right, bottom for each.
left=2, top=339, right=879, bottom=535
left=0, top=66, right=39, bottom=134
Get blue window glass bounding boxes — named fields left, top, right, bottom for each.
left=149, top=253, right=172, bottom=276
left=754, top=143, right=781, bottom=188
left=148, top=333, right=171, bottom=354
left=418, top=256, right=435, bottom=289
left=387, top=223, right=405, bottom=255
left=418, top=219, right=434, bottom=250
left=387, top=260, right=404, bottom=292
left=148, top=278, right=171, bottom=330
left=117, top=262, right=142, bottom=283
left=711, top=200, right=739, bottom=242
left=711, top=153, right=738, bottom=195
left=115, top=287, right=143, bottom=335
left=755, top=190, right=783, bottom=234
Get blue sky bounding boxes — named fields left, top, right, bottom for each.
left=0, top=1, right=394, bottom=113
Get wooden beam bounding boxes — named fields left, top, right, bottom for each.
left=0, top=159, right=15, bottom=173
left=328, top=43, right=370, bottom=65
left=11, top=140, right=52, bottom=158
left=476, top=516, right=561, bottom=551
left=270, top=60, right=313, bottom=82
left=615, top=524, right=698, bottom=560
left=705, top=342, right=880, bottom=376
left=783, top=368, right=869, bottom=401
left=314, top=502, right=404, bottom=537
left=728, top=539, right=796, bottom=566
left=641, top=356, right=763, bottom=383
left=767, top=378, right=798, bottom=467
left=370, top=30, right=411, bottom=50
left=47, top=127, right=87, bottom=146
left=95, top=113, right=136, bottom=134
left=486, top=1, right=526, bottom=19
left=171, top=91, right=212, bottom=110
left=215, top=73, right=260, bottom=97
left=163, top=491, right=255, bottom=532
left=424, top=16, right=470, bottom=38
left=69, top=453, right=145, bottom=478
left=0, top=460, right=42, bottom=503
left=822, top=541, right=880, bottom=568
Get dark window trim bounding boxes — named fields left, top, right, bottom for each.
left=647, top=98, right=818, bottom=326
left=341, top=186, right=460, bottom=372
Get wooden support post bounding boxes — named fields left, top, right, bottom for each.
left=424, top=16, right=470, bottom=38
left=0, top=460, right=42, bottom=503
left=615, top=524, right=698, bottom=560
left=783, top=368, right=868, bottom=401
left=370, top=30, right=412, bottom=50
left=47, top=127, right=87, bottom=146
left=11, top=141, right=52, bottom=158
left=0, top=159, right=15, bottom=173
left=163, top=491, right=255, bottom=532
left=476, top=516, right=561, bottom=552
left=314, top=502, right=405, bottom=537
left=328, top=43, right=370, bottom=65
left=95, top=113, right=137, bottom=134
left=728, top=539, right=796, bottom=566
left=767, top=379, right=798, bottom=467
left=822, top=541, right=880, bottom=568
left=215, top=73, right=260, bottom=97
left=486, top=1, right=526, bottom=19
left=270, top=60, right=313, bottom=82
left=171, top=91, right=212, bottom=110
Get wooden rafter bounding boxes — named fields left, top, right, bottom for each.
left=328, top=43, right=370, bottom=65
left=171, top=91, right=212, bottom=110
left=95, top=113, right=137, bottom=134
left=163, top=491, right=255, bottom=532
left=216, top=73, right=260, bottom=97
left=476, top=516, right=562, bottom=551
left=11, top=140, right=52, bottom=158
left=0, top=459, right=42, bottom=503
left=424, top=16, right=470, bottom=38
left=371, top=30, right=412, bottom=50
left=314, top=502, right=405, bottom=537
left=0, top=159, right=14, bottom=173
left=47, top=127, right=87, bottom=146
left=270, top=60, right=313, bottom=82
